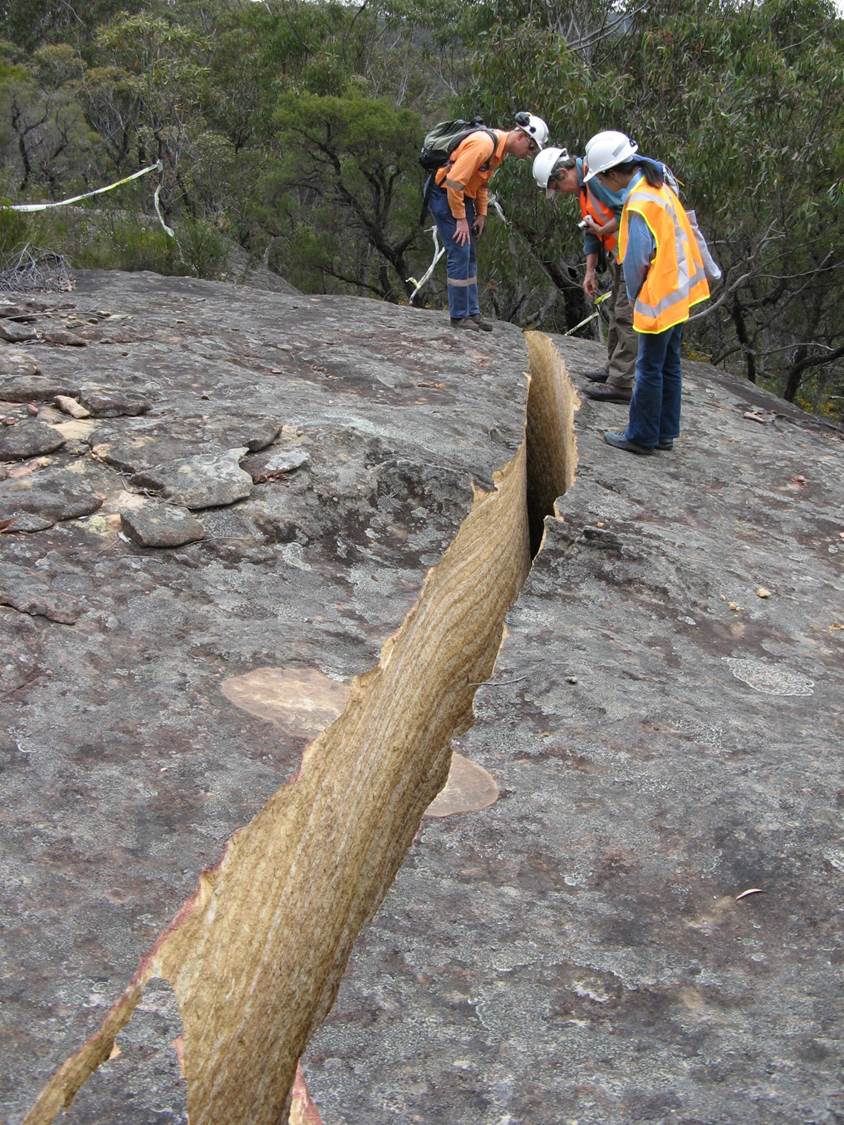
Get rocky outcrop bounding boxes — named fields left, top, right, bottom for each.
left=0, top=270, right=840, bottom=1125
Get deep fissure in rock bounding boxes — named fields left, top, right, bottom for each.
left=25, top=332, right=577, bottom=1125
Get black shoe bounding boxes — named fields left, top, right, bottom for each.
left=658, top=440, right=674, bottom=451
left=450, top=317, right=481, bottom=332
left=470, top=316, right=493, bottom=332
left=583, top=383, right=632, bottom=403
left=603, top=431, right=655, bottom=455
left=584, top=368, right=610, bottom=383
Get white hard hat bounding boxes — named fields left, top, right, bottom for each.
left=582, top=130, right=638, bottom=182
left=533, top=147, right=573, bottom=197
left=514, top=112, right=549, bottom=150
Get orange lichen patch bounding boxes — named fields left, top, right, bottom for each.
left=221, top=667, right=351, bottom=737
left=425, top=752, right=499, bottom=818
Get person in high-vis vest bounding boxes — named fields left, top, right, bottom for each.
left=582, top=131, right=710, bottom=455
left=533, top=147, right=635, bottom=402
left=430, top=112, right=548, bottom=332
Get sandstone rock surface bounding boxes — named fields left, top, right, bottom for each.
left=0, top=270, right=532, bottom=1124
left=0, top=271, right=840, bottom=1125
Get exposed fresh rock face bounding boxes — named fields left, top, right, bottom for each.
left=0, top=270, right=840, bottom=1125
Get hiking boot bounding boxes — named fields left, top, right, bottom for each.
left=582, top=383, right=632, bottom=403
left=470, top=316, right=494, bottom=332
left=603, top=431, right=655, bottom=456
left=584, top=367, right=610, bottom=383
left=450, top=317, right=481, bottom=331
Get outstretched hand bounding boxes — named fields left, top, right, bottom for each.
left=453, top=218, right=471, bottom=246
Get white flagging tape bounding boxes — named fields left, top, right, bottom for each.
left=3, top=160, right=175, bottom=238
left=407, top=225, right=444, bottom=302
left=153, top=183, right=175, bottom=238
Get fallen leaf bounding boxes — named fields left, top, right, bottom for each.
left=742, top=411, right=767, bottom=424
left=0, top=518, right=14, bottom=533
left=735, top=888, right=765, bottom=901
left=755, top=587, right=772, bottom=599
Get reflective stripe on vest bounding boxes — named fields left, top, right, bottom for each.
left=580, top=186, right=617, bottom=252
left=618, top=183, right=709, bottom=333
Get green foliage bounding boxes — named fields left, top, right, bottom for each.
left=0, top=200, right=27, bottom=254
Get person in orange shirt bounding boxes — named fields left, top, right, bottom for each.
left=429, top=112, right=548, bottom=331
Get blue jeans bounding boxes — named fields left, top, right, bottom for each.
left=626, top=324, right=684, bottom=448
left=428, top=187, right=480, bottom=320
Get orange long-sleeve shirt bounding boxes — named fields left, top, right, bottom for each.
left=434, top=130, right=508, bottom=219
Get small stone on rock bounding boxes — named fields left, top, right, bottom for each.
left=55, top=395, right=91, bottom=419
left=0, top=321, right=37, bottom=343
left=120, top=503, right=206, bottom=548
left=79, top=387, right=151, bottom=417
left=43, top=329, right=87, bottom=347
left=0, top=420, right=65, bottom=461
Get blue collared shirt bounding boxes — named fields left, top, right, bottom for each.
left=621, top=171, right=656, bottom=301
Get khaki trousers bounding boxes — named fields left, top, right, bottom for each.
left=606, top=259, right=637, bottom=389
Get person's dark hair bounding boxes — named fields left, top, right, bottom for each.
left=553, top=150, right=577, bottom=175
left=610, top=158, right=664, bottom=187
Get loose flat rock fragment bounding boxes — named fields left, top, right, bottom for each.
left=79, top=387, right=152, bottom=417
left=0, top=420, right=65, bottom=461
left=0, top=466, right=103, bottom=522
left=1, top=510, right=54, bottom=532
left=43, top=328, right=87, bottom=347
left=0, top=320, right=37, bottom=343
left=224, top=419, right=283, bottom=453
left=0, top=301, right=44, bottom=318
left=0, top=351, right=46, bottom=388
left=120, top=503, right=206, bottom=548
left=55, top=395, right=91, bottom=419
left=244, top=448, right=310, bottom=483
left=131, top=448, right=253, bottom=509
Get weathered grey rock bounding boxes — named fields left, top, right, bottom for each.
left=0, top=321, right=37, bottom=343
left=0, top=348, right=40, bottom=384
left=0, top=270, right=840, bottom=1125
left=226, top=419, right=282, bottom=452
left=0, top=569, right=83, bottom=624
left=43, top=328, right=87, bottom=347
left=244, top=447, right=310, bottom=482
left=120, top=503, right=206, bottom=548
left=0, top=465, right=103, bottom=521
left=0, top=300, right=44, bottom=319
left=0, top=420, right=65, bottom=461
left=54, top=395, right=91, bottom=419
left=303, top=337, right=843, bottom=1125
left=2, top=511, right=54, bottom=532
left=79, top=387, right=151, bottom=417
left=131, top=448, right=253, bottom=509
left=0, top=375, right=79, bottom=402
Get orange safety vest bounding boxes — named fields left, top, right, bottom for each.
left=579, top=185, right=617, bottom=252
left=618, top=178, right=709, bottom=333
